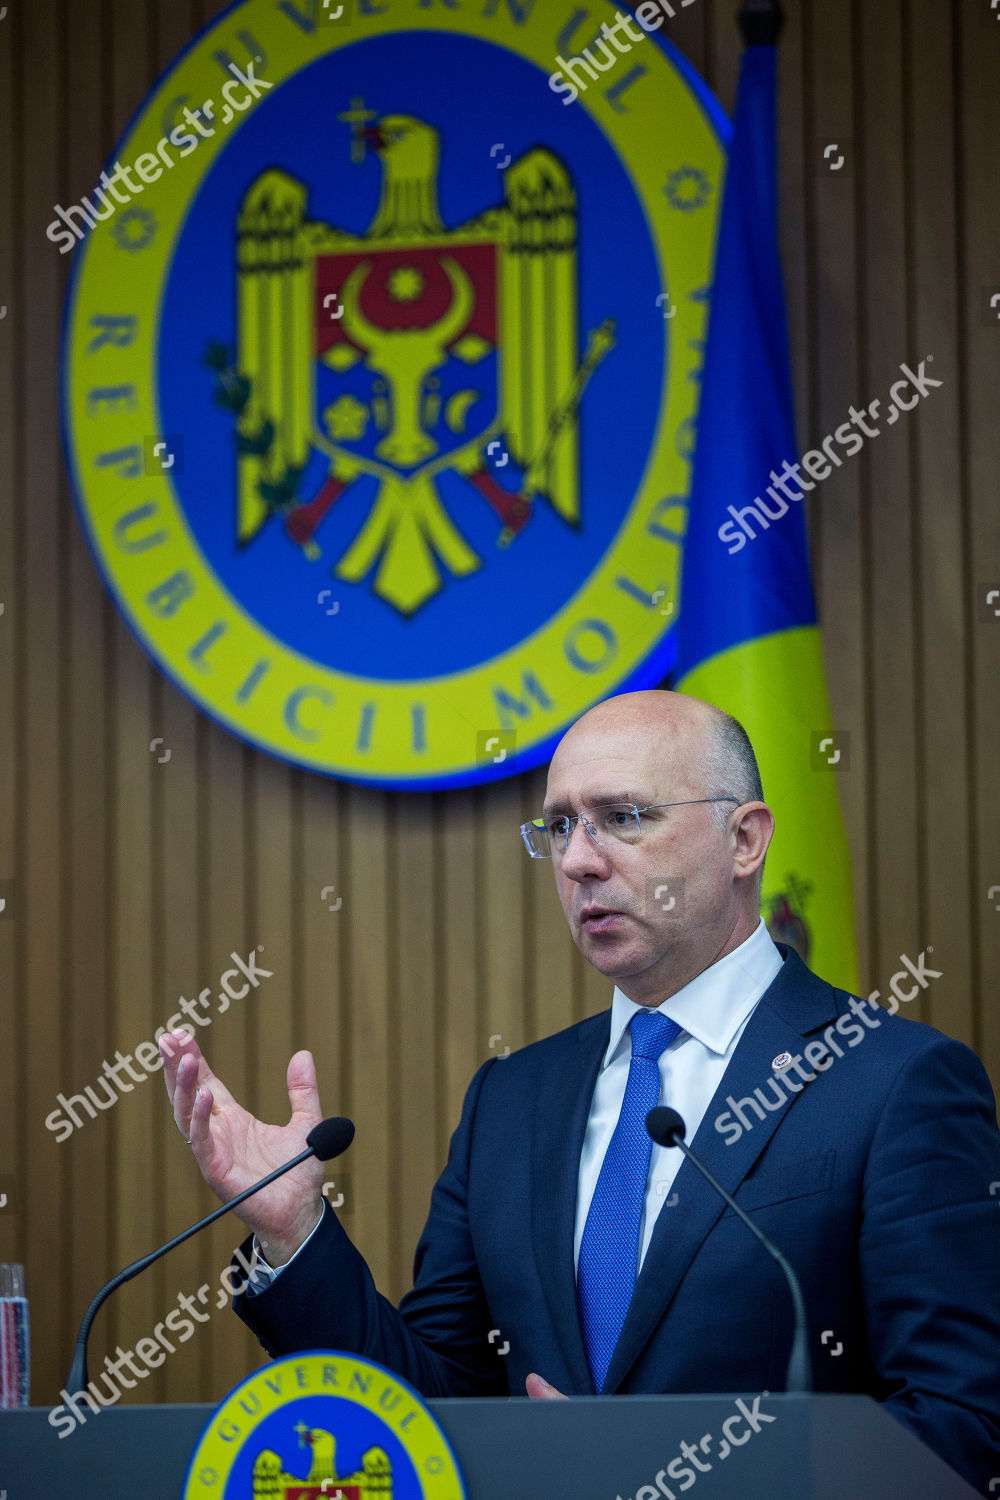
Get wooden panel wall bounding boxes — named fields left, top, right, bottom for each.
left=0, top=0, right=997, bottom=1411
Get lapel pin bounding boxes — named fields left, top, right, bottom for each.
left=772, top=1052, right=792, bottom=1070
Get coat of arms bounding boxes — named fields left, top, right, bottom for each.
left=180, top=1351, right=464, bottom=1497
left=66, top=3, right=725, bottom=786
left=253, top=1422, right=392, bottom=1499
left=210, top=106, right=614, bottom=615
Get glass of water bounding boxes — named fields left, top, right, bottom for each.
left=0, top=1263, right=29, bottom=1407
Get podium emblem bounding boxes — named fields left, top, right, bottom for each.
left=182, top=1350, right=465, bottom=1498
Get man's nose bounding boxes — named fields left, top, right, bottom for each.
left=559, top=817, right=611, bottom=879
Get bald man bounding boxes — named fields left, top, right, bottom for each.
left=160, top=689, right=1000, bottom=1489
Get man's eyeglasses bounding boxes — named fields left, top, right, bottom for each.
left=519, top=799, right=742, bottom=859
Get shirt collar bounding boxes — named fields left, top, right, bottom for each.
left=603, top=916, right=784, bottom=1067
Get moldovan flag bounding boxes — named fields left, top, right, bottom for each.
left=672, top=40, right=858, bottom=993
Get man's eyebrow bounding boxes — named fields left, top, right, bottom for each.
left=541, top=791, right=650, bottom=816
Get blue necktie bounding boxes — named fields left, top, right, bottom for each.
left=577, top=1009, right=682, bottom=1393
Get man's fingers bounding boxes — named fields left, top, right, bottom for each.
left=160, top=1031, right=235, bottom=1112
left=525, top=1373, right=568, bottom=1400
left=159, top=1029, right=197, bottom=1107
left=187, top=1084, right=214, bottom=1153
left=160, top=1031, right=216, bottom=1101
left=286, top=1049, right=321, bottom=1126
left=170, top=1049, right=203, bottom=1141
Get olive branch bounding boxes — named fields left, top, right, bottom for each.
left=202, top=340, right=304, bottom=513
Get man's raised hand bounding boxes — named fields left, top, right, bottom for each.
left=159, top=1031, right=325, bottom=1265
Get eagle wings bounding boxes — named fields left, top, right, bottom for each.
left=229, top=115, right=586, bottom=614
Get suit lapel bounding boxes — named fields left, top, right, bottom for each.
left=602, top=946, right=841, bottom=1393
left=530, top=1011, right=609, bottom=1393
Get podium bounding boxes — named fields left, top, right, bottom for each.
left=0, top=1394, right=982, bottom=1497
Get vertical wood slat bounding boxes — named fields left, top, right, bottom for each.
left=3, top=0, right=999, bottom=1414
left=203, top=722, right=257, bottom=1399
left=438, top=786, right=481, bottom=1182
left=156, top=685, right=205, bottom=1405
left=106, top=626, right=158, bottom=1385
left=906, top=0, right=974, bottom=1043
left=804, top=0, right=871, bottom=987
left=101, top=0, right=160, bottom=1407
left=198, top=0, right=260, bottom=1405
left=248, top=755, right=296, bottom=1127
left=777, top=0, right=811, bottom=469
left=705, top=0, right=742, bottom=120
left=666, top=0, right=711, bottom=104
left=483, top=776, right=527, bottom=1096
left=300, top=772, right=347, bottom=1260
left=957, top=1, right=1000, bottom=1086
left=524, top=762, right=581, bottom=1039
left=249, top=751, right=297, bottom=1303
left=0, top=0, right=18, bottom=1301
left=64, top=0, right=114, bottom=1395
left=145, top=0, right=208, bottom=1415
left=344, top=785, right=392, bottom=1293
left=18, top=0, right=68, bottom=1405
left=395, top=794, right=437, bottom=1294
left=855, top=0, right=920, bottom=1006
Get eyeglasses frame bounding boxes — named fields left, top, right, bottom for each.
left=519, top=797, right=744, bottom=859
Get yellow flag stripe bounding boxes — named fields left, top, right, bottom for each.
left=676, top=625, right=859, bottom=993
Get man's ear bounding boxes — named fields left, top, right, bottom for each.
left=731, top=801, right=774, bottom=881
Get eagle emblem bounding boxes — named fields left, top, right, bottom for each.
left=212, top=107, right=614, bottom=615
left=252, top=1422, right=392, bottom=1499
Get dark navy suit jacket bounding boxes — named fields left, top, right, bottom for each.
left=234, top=946, right=1000, bottom=1488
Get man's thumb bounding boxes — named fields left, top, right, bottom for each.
left=286, top=1048, right=321, bottom=1120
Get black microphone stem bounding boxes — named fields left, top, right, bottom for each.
left=670, top=1135, right=812, bottom=1394
left=66, top=1142, right=319, bottom=1398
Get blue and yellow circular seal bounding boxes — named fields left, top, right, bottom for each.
left=62, top=0, right=728, bottom=788
left=182, top=1350, right=466, bottom=1498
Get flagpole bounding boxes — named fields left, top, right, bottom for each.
left=737, top=0, right=783, bottom=45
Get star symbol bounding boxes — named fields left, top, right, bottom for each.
left=324, top=393, right=369, bottom=441
left=112, top=206, right=157, bottom=251
left=663, top=166, right=712, bottom=212
left=387, top=265, right=425, bottom=302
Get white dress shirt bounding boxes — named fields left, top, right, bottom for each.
left=574, top=916, right=783, bottom=1276
left=248, top=917, right=783, bottom=1294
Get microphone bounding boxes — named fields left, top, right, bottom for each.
left=646, top=1105, right=812, bottom=1393
left=65, top=1116, right=354, bottom=1397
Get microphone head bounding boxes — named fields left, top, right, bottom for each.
left=306, top=1116, right=355, bottom=1162
left=646, top=1105, right=686, bottom=1148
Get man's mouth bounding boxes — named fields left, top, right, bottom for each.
left=579, top=906, right=627, bottom=934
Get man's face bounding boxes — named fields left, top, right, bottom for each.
left=542, top=716, right=741, bottom=994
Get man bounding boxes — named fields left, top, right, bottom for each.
left=161, top=689, right=1000, bottom=1488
